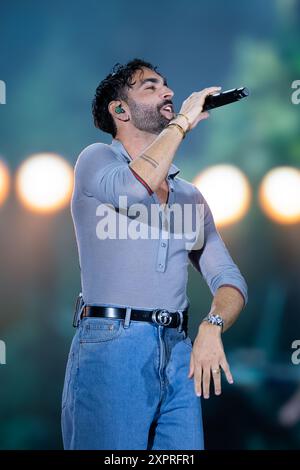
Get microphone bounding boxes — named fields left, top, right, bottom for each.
left=202, top=87, right=249, bottom=111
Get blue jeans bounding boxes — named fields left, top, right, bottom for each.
left=61, top=313, right=204, bottom=450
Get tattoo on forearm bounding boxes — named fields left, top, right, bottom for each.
left=140, top=153, right=159, bottom=168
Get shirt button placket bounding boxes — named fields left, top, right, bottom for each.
left=156, top=212, right=169, bottom=272
left=155, top=178, right=174, bottom=273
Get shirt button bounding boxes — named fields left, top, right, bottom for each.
left=159, top=263, right=164, bottom=268
left=161, top=242, right=166, bottom=247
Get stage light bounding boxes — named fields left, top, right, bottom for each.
left=0, top=159, right=10, bottom=207
left=193, top=165, right=251, bottom=227
left=15, top=153, right=73, bottom=213
left=259, top=166, right=300, bottom=224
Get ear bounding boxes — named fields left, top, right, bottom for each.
left=108, top=101, right=130, bottom=122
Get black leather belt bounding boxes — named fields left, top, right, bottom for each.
left=79, top=305, right=188, bottom=331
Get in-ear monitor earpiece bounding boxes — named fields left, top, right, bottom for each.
left=115, top=105, right=125, bottom=114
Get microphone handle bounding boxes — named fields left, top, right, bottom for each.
left=202, top=87, right=249, bottom=111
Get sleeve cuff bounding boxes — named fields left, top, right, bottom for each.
left=218, top=283, right=247, bottom=308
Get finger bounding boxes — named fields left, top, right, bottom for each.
left=188, top=113, right=209, bottom=131
left=201, top=86, right=222, bottom=96
left=197, top=88, right=221, bottom=109
left=188, top=353, right=195, bottom=379
left=198, top=111, right=210, bottom=122
left=211, top=365, right=222, bottom=396
left=207, top=87, right=222, bottom=95
left=202, top=366, right=211, bottom=399
left=220, top=359, right=234, bottom=384
left=194, top=365, right=203, bottom=397
left=202, top=86, right=222, bottom=93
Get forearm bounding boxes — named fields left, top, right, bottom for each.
left=129, top=115, right=188, bottom=192
left=199, top=285, right=245, bottom=335
left=129, top=86, right=222, bottom=193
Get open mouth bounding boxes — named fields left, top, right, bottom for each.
left=160, top=105, right=174, bottom=117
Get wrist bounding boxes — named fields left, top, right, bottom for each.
left=165, top=121, right=186, bottom=140
left=169, top=115, right=190, bottom=134
left=198, top=320, right=222, bottom=336
left=175, top=113, right=191, bottom=132
left=200, top=312, right=224, bottom=333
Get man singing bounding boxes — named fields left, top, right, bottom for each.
left=61, top=58, right=248, bottom=450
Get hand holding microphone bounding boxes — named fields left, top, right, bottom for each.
left=170, top=86, right=249, bottom=137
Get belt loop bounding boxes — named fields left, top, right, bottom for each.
left=177, top=310, right=184, bottom=332
left=72, top=292, right=85, bottom=328
left=123, top=307, right=132, bottom=329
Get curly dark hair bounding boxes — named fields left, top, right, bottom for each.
left=92, top=58, right=162, bottom=137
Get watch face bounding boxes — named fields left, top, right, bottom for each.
left=203, top=313, right=224, bottom=330
left=208, top=314, right=224, bottom=328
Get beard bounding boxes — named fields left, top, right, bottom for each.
left=127, top=98, right=171, bottom=134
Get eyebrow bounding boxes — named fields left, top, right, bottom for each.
left=139, top=77, right=168, bottom=88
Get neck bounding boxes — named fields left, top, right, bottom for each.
left=114, top=129, right=160, bottom=160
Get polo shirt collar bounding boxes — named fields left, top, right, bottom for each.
left=110, top=138, right=180, bottom=179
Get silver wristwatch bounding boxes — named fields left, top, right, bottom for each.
left=202, top=313, right=224, bottom=331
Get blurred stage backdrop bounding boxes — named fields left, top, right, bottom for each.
left=0, top=0, right=300, bottom=450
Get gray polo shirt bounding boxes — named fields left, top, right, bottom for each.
left=71, top=138, right=248, bottom=312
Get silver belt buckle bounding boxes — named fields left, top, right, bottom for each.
left=152, top=309, right=173, bottom=327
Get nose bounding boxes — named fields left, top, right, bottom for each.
left=161, top=85, right=174, bottom=100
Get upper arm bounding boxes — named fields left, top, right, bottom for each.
left=74, top=143, right=151, bottom=207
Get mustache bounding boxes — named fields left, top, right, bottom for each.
left=159, top=100, right=174, bottom=110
